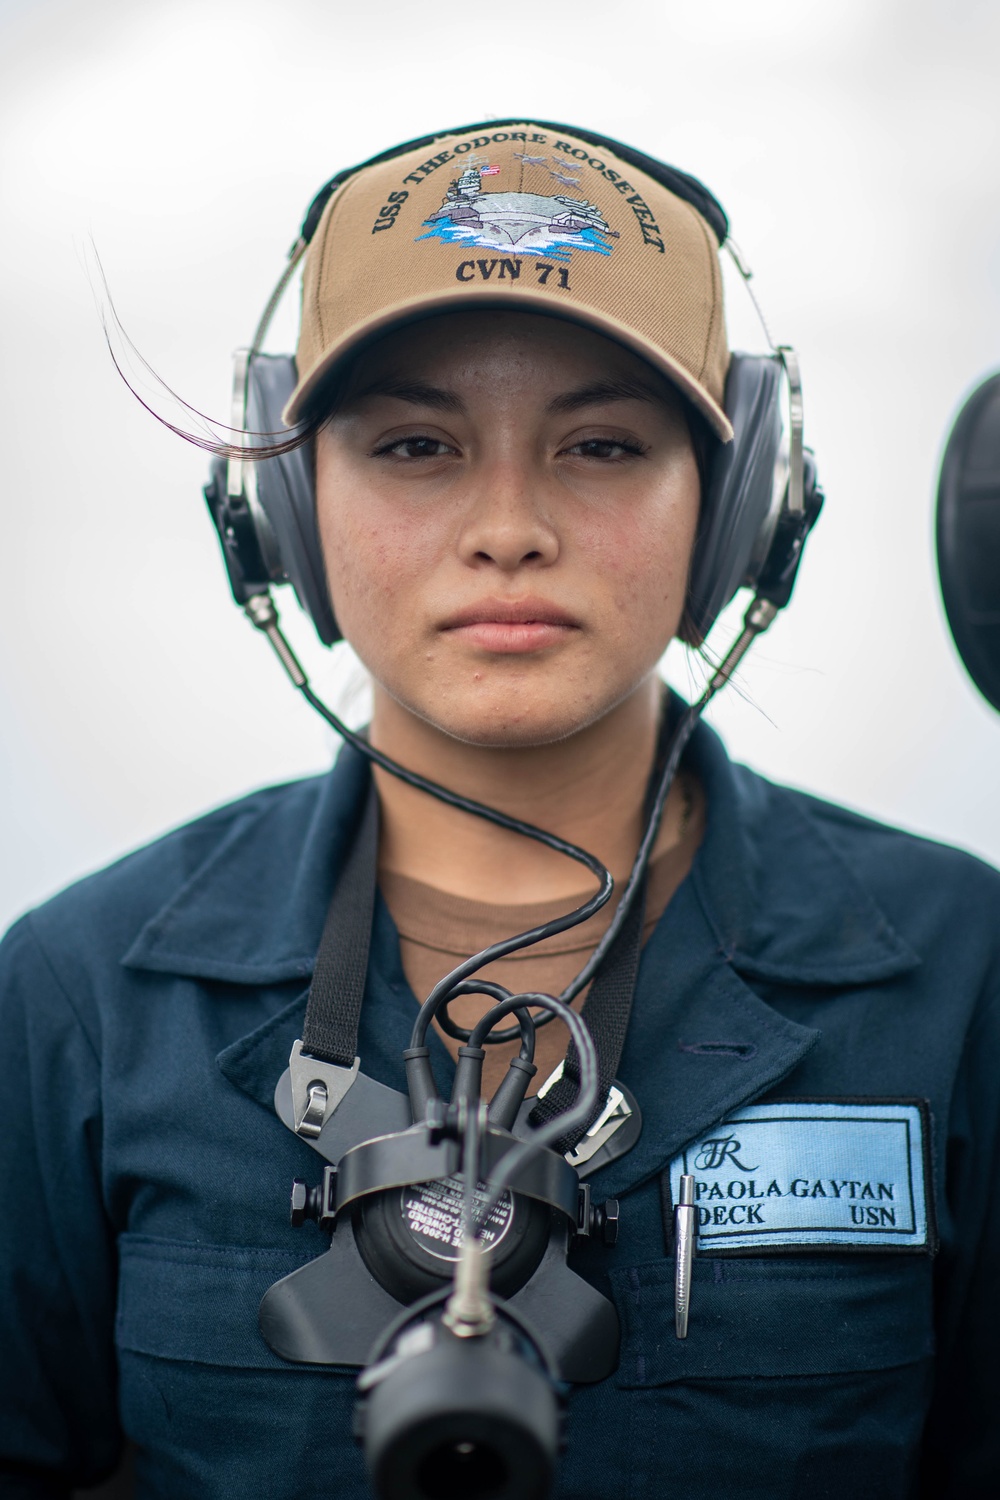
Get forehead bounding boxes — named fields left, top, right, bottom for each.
left=339, top=309, right=683, bottom=405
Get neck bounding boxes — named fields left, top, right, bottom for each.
left=370, top=676, right=677, bottom=902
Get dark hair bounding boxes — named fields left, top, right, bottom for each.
left=98, top=259, right=325, bottom=462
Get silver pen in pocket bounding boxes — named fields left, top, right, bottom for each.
left=674, top=1173, right=696, bottom=1339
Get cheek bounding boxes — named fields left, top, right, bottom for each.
left=318, top=497, right=441, bottom=650
left=574, top=489, right=699, bottom=629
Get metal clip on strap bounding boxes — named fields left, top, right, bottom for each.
left=289, top=1039, right=360, bottom=1140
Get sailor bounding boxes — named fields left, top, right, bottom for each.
left=1, top=121, right=998, bottom=1498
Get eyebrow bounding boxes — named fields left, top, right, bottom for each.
left=545, top=377, right=666, bottom=414
left=345, top=376, right=466, bottom=414
left=343, top=372, right=666, bottom=416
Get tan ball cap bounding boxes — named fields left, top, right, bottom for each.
left=287, top=123, right=732, bottom=441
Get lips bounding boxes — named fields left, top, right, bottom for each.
left=440, top=597, right=580, bottom=654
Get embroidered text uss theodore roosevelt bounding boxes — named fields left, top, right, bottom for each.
left=370, top=130, right=667, bottom=252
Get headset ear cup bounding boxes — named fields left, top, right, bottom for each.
left=936, top=370, right=1000, bottom=712
left=683, top=354, right=785, bottom=644
left=246, top=354, right=342, bottom=646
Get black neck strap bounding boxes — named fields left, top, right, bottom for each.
left=300, top=779, right=380, bottom=1068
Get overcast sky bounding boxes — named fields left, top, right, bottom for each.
left=1, top=0, right=999, bottom=932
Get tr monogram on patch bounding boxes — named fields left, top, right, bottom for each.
left=667, top=1100, right=935, bottom=1254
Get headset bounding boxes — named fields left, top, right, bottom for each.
left=936, top=369, right=1000, bottom=714
left=205, top=116, right=822, bottom=656
left=200, top=121, right=824, bottom=1500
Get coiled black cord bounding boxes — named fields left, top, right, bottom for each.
left=445, top=980, right=536, bottom=1063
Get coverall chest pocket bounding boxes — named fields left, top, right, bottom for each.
left=114, top=1234, right=373, bottom=1500
left=599, top=1254, right=935, bottom=1500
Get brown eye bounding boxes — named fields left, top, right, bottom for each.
left=376, top=436, right=454, bottom=460
left=566, top=437, right=646, bottom=460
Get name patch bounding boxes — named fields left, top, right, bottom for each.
left=668, top=1100, right=933, bottom=1253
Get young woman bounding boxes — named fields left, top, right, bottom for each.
left=2, top=121, right=998, bottom=1500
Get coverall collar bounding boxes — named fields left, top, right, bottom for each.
left=687, top=722, right=920, bottom=988
left=123, top=744, right=372, bottom=986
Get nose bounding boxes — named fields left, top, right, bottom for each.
left=455, top=456, right=560, bottom=573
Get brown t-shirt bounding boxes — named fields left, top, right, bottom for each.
left=379, top=774, right=705, bottom=1095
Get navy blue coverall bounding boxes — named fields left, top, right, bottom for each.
left=1, top=716, right=998, bottom=1498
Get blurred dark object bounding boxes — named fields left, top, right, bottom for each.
left=73, top=1444, right=135, bottom=1499
left=937, top=370, right=1000, bottom=712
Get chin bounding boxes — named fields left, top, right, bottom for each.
left=410, top=683, right=633, bottom=751
left=436, top=717, right=584, bottom=751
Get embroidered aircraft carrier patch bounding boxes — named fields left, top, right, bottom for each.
left=668, top=1100, right=934, bottom=1253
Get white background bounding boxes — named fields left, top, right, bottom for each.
left=2, top=0, right=999, bottom=934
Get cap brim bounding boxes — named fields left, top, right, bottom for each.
left=283, top=286, right=733, bottom=442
